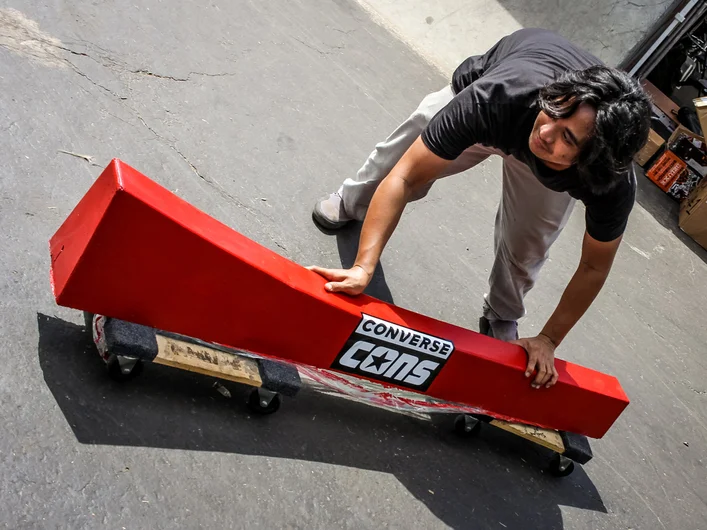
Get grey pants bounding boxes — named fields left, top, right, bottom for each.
left=338, top=85, right=576, bottom=323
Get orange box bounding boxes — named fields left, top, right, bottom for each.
left=646, top=150, right=687, bottom=191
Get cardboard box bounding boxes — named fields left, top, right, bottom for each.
left=693, top=96, right=707, bottom=140
left=667, top=124, right=704, bottom=145
left=634, top=128, right=665, bottom=167
left=679, top=176, right=707, bottom=249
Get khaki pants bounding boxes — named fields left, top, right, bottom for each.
left=338, top=85, right=576, bottom=322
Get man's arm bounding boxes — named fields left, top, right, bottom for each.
left=309, top=136, right=451, bottom=293
left=512, top=231, right=622, bottom=388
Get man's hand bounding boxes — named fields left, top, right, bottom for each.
left=513, top=231, right=620, bottom=389
left=307, top=265, right=372, bottom=295
left=510, top=334, right=558, bottom=389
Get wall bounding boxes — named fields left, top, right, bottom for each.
left=354, top=0, right=674, bottom=76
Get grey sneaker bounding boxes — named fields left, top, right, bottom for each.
left=479, top=302, right=519, bottom=342
left=312, top=192, right=353, bottom=230
left=478, top=316, right=519, bottom=342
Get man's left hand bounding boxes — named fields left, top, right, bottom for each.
left=510, top=334, right=558, bottom=389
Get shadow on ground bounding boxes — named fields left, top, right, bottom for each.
left=335, top=222, right=395, bottom=304
left=634, top=169, right=707, bottom=266
left=38, top=313, right=606, bottom=530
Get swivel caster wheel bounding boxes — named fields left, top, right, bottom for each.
left=247, top=387, right=281, bottom=415
left=106, top=355, right=143, bottom=382
left=454, top=414, right=481, bottom=437
left=548, top=453, right=575, bottom=477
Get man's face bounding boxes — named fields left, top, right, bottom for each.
left=529, top=102, right=596, bottom=171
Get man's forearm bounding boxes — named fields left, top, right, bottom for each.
left=354, top=175, right=411, bottom=274
left=352, top=136, right=451, bottom=276
left=541, top=263, right=609, bottom=346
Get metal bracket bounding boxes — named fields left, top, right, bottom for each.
left=255, top=388, right=278, bottom=408
left=114, top=355, right=140, bottom=375
left=557, top=455, right=574, bottom=472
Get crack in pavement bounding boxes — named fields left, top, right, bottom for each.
left=2, top=9, right=289, bottom=251
left=63, top=56, right=128, bottom=100
left=2, top=34, right=255, bottom=215
left=58, top=41, right=240, bottom=83
left=2, top=26, right=238, bottom=85
left=292, top=36, right=344, bottom=56
left=133, top=111, right=293, bottom=257
left=682, top=382, right=707, bottom=395
left=131, top=69, right=239, bottom=82
left=135, top=115, right=261, bottom=218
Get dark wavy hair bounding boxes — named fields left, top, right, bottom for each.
left=538, top=65, right=651, bottom=194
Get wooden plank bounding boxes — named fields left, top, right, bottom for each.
left=154, top=334, right=262, bottom=387
left=490, top=419, right=565, bottom=453
left=642, top=79, right=680, bottom=124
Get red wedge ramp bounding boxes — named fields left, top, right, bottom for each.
left=49, top=159, right=629, bottom=438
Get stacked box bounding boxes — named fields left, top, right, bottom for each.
left=645, top=127, right=706, bottom=200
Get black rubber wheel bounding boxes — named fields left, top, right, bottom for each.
left=454, top=414, right=481, bottom=437
left=548, top=454, right=575, bottom=477
left=106, top=357, right=143, bottom=382
left=247, top=388, right=281, bottom=415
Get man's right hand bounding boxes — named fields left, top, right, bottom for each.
left=307, top=264, right=372, bottom=295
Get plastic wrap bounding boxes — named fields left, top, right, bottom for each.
left=90, top=313, right=489, bottom=419
left=295, top=364, right=488, bottom=419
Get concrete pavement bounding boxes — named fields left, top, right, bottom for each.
left=1, top=1, right=706, bottom=529
left=353, top=0, right=671, bottom=74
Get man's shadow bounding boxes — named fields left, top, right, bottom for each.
left=332, top=221, right=395, bottom=304
left=38, top=313, right=607, bottom=530
left=336, top=222, right=395, bottom=304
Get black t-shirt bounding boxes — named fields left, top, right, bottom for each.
left=421, top=28, right=635, bottom=242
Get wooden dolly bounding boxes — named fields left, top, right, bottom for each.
left=85, top=313, right=591, bottom=477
